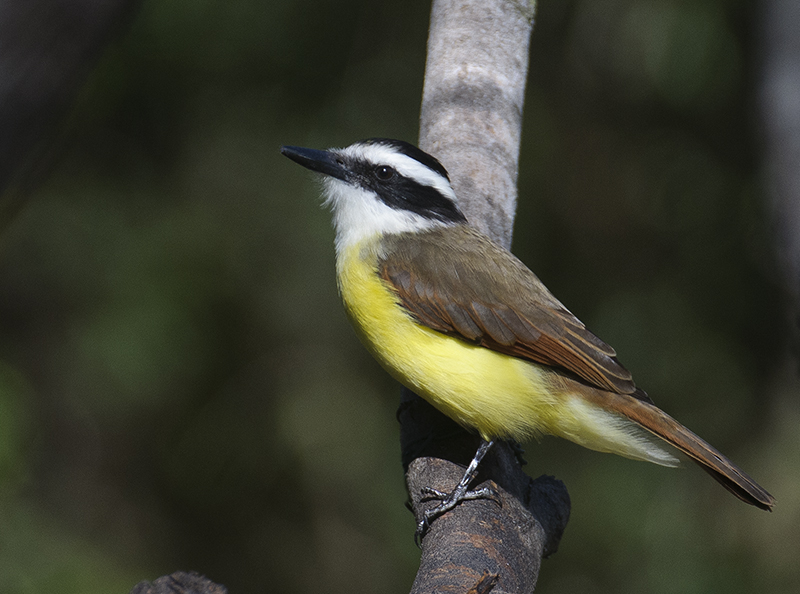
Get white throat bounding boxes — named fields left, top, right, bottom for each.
left=323, top=177, right=447, bottom=256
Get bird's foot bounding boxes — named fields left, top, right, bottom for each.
left=412, top=439, right=499, bottom=546
left=414, top=482, right=501, bottom=546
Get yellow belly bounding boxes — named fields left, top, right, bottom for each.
left=337, top=238, right=571, bottom=441
left=336, top=237, right=678, bottom=466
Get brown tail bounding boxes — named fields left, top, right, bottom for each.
left=592, top=391, right=775, bottom=511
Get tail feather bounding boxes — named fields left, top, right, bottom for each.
left=590, top=392, right=775, bottom=511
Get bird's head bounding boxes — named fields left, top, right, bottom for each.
left=281, top=138, right=466, bottom=253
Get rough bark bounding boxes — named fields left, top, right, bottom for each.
left=403, top=1, right=570, bottom=592
left=129, top=571, right=227, bottom=594
left=400, top=391, right=569, bottom=594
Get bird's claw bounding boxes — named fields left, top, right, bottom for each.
left=414, top=483, right=502, bottom=546
left=419, top=486, right=448, bottom=501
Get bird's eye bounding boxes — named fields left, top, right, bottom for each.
left=374, top=165, right=395, bottom=181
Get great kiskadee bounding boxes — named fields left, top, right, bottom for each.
left=280, top=138, right=774, bottom=536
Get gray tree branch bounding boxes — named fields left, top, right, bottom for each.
left=130, top=571, right=227, bottom=594
left=419, top=0, right=534, bottom=248
left=403, top=1, right=570, bottom=592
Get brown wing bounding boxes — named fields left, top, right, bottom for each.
left=378, top=226, right=648, bottom=399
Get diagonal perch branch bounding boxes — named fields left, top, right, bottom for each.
left=400, top=390, right=570, bottom=593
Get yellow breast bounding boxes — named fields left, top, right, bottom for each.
left=336, top=236, right=560, bottom=441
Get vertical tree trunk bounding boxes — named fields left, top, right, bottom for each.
left=403, top=1, right=570, bottom=592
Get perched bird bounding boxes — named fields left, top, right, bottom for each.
left=280, top=138, right=774, bottom=538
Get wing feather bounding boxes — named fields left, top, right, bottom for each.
left=379, top=226, right=648, bottom=399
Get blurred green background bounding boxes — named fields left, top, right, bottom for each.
left=0, top=0, right=798, bottom=592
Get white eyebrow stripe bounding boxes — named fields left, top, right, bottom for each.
left=336, top=143, right=457, bottom=203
